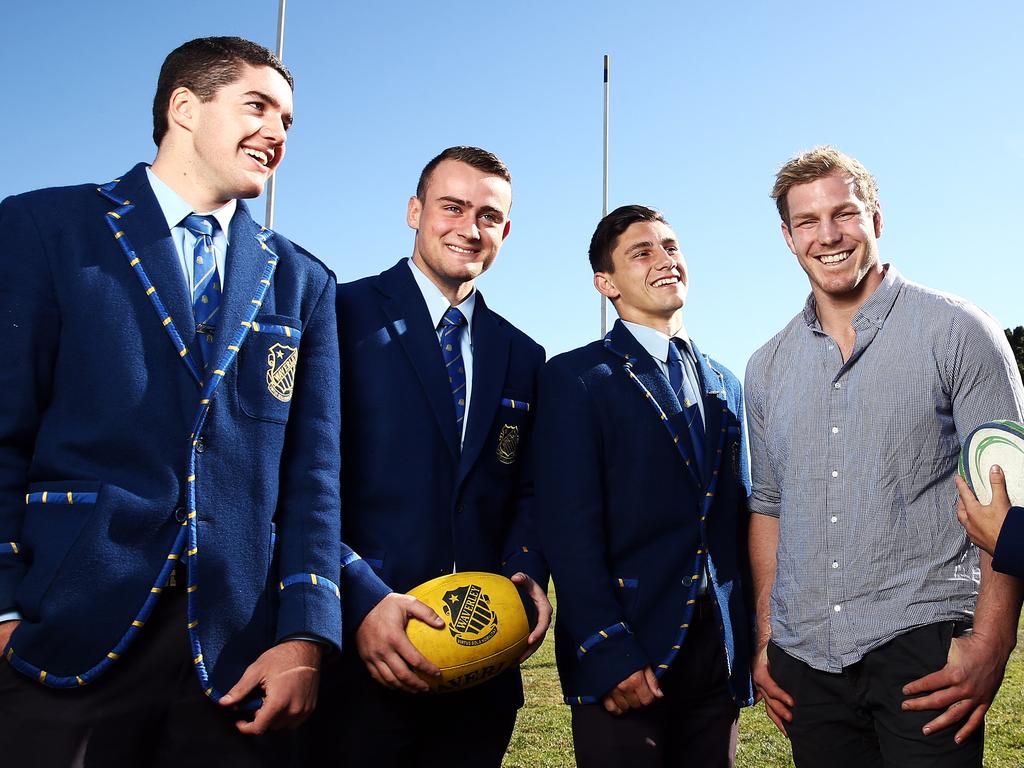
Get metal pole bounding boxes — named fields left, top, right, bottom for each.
left=601, top=54, right=610, bottom=337
left=264, top=0, right=287, bottom=228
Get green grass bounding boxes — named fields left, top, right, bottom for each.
left=504, top=602, right=1024, bottom=767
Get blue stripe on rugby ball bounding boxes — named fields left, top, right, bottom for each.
left=959, top=420, right=1024, bottom=507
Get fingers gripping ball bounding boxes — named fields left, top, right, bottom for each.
left=406, top=572, right=537, bottom=693
left=959, top=420, right=1024, bottom=506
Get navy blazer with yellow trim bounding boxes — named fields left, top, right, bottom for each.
left=536, top=320, right=754, bottom=705
left=335, top=260, right=545, bottom=706
left=0, top=163, right=342, bottom=701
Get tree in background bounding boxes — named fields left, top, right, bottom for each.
left=1006, top=327, right=1024, bottom=381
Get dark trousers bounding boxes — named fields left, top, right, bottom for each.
left=295, top=652, right=518, bottom=768
left=570, top=599, right=740, bottom=768
left=0, top=588, right=285, bottom=768
left=768, top=622, right=983, bottom=768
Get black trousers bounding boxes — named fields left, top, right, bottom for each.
left=570, top=599, right=740, bottom=768
left=295, top=651, right=518, bottom=768
left=0, top=588, right=285, bottom=768
left=768, top=622, right=983, bottom=768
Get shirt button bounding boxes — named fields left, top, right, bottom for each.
left=831, top=470, right=839, bottom=478
left=173, top=506, right=188, bottom=523
left=832, top=560, right=839, bottom=569
left=831, top=426, right=839, bottom=434
left=828, top=345, right=835, bottom=351
left=833, top=604, right=842, bottom=612
left=830, top=515, right=838, bottom=523
left=195, top=437, right=206, bottom=453
left=834, top=382, right=842, bottom=389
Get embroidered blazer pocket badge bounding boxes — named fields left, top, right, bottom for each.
left=496, top=424, right=520, bottom=465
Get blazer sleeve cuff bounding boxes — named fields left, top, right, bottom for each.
left=992, top=506, right=1024, bottom=578
left=340, top=554, right=393, bottom=633
left=572, top=622, right=649, bottom=700
left=500, top=546, right=548, bottom=589
left=275, top=572, right=343, bottom=653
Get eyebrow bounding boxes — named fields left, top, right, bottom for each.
left=242, top=90, right=293, bottom=128
left=625, top=238, right=675, bottom=254
left=437, top=196, right=506, bottom=222
left=792, top=202, right=860, bottom=222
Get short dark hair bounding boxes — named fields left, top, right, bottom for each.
left=588, top=205, right=668, bottom=273
left=415, top=146, right=511, bottom=200
left=152, top=36, right=293, bottom=146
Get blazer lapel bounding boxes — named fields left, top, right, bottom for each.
left=98, top=163, right=199, bottom=382
left=606, top=321, right=702, bottom=487
left=456, top=294, right=509, bottom=487
left=208, top=201, right=266, bottom=377
left=378, top=262, right=461, bottom=459
left=690, top=339, right=727, bottom=484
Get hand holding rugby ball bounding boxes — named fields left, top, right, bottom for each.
left=957, top=420, right=1024, bottom=554
left=958, top=420, right=1024, bottom=506
left=405, top=572, right=537, bottom=693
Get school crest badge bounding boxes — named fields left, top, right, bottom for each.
left=442, top=583, right=498, bottom=647
left=266, top=343, right=298, bottom=403
left=496, top=424, right=520, bottom=465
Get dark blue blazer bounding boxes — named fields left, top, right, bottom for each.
left=536, top=320, right=754, bottom=705
left=335, top=261, right=545, bottom=704
left=0, top=163, right=342, bottom=702
left=994, top=507, right=1024, bottom=578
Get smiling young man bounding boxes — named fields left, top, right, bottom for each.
left=0, top=37, right=342, bottom=766
left=535, top=205, right=754, bottom=767
left=304, top=146, right=550, bottom=768
left=745, top=146, right=1024, bottom=767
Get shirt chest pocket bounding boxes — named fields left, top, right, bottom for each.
left=236, top=315, right=303, bottom=424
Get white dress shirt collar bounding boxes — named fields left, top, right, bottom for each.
left=146, top=167, right=236, bottom=242
left=621, top=320, right=693, bottom=364
left=406, top=258, right=477, bottom=333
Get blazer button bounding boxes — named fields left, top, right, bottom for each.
left=173, top=507, right=188, bottom=523
left=195, top=437, right=206, bottom=453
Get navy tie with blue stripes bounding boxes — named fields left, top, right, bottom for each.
left=439, top=306, right=468, bottom=441
left=183, top=214, right=222, bottom=369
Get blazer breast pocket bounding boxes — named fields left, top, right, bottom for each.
left=237, top=315, right=303, bottom=424
left=490, top=393, right=533, bottom=468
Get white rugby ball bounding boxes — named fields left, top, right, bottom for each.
left=406, top=571, right=536, bottom=693
left=959, top=420, right=1024, bottom=506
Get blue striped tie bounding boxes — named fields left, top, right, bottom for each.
left=439, top=306, right=468, bottom=440
left=183, top=214, right=221, bottom=368
left=668, top=338, right=706, bottom=478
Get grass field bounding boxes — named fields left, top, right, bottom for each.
left=504, top=602, right=1024, bottom=767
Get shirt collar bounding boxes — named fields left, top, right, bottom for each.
left=406, top=258, right=476, bottom=331
left=802, top=263, right=902, bottom=330
left=146, top=166, right=235, bottom=243
left=621, top=319, right=693, bottom=364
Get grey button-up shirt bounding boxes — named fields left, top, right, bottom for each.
left=745, top=266, right=1024, bottom=672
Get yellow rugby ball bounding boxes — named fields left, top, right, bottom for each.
left=406, top=571, right=535, bottom=693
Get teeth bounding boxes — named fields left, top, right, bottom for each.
left=243, top=148, right=269, bottom=166
left=652, top=277, right=679, bottom=287
left=819, top=251, right=851, bottom=265
left=446, top=244, right=477, bottom=254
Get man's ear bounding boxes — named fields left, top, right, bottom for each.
left=594, top=271, right=620, bottom=300
left=780, top=220, right=798, bottom=256
left=873, top=203, right=884, bottom=238
left=501, top=219, right=511, bottom=241
left=166, top=86, right=198, bottom=134
left=406, top=195, right=422, bottom=230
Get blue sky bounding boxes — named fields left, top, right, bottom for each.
left=5, top=1, right=1023, bottom=376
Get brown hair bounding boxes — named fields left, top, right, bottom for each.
left=588, top=205, right=668, bottom=273
left=416, top=146, right=511, bottom=200
left=152, top=36, right=293, bottom=146
left=771, top=145, right=878, bottom=226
